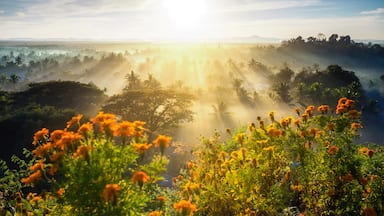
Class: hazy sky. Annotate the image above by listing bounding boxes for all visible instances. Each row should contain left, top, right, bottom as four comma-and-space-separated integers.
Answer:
0, 0, 383, 41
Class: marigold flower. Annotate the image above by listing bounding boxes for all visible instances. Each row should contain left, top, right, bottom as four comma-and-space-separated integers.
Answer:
57, 188, 64, 196
308, 128, 318, 137
259, 120, 265, 128
327, 145, 339, 155
30, 195, 42, 204
55, 131, 83, 151
290, 184, 303, 192
301, 113, 309, 122
92, 112, 117, 134
30, 161, 44, 172
50, 130, 65, 143
348, 110, 360, 119
73, 145, 92, 160
153, 135, 172, 154
359, 147, 375, 158
133, 121, 146, 137
132, 171, 150, 188
78, 122, 93, 136
256, 139, 268, 146
293, 119, 300, 127
342, 173, 353, 183
102, 183, 121, 204
21, 170, 42, 185
345, 99, 355, 108
351, 122, 363, 130
32, 142, 53, 158
49, 165, 58, 176
148, 211, 163, 216
363, 207, 377, 216
33, 128, 49, 145
235, 133, 246, 143
263, 146, 275, 152
338, 97, 348, 105
173, 200, 197, 215
184, 182, 200, 192
113, 121, 134, 138
50, 151, 64, 162
66, 114, 83, 129
157, 196, 166, 203
134, 143, 152, 155
317, 105, 330, 114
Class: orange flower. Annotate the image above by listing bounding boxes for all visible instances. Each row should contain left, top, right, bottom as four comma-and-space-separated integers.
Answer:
133, 121, 146, 137
50, 130, 65, 143
21, 170, 42, 185
148, 211, 163, 216
30, 161, 44, 172
66, 114, 83, 129
173, 200, 197, 215
290, 184, 303, 192
359, 147, 375, 158
102, 184, 121, 204
351, 122, 363, 130
73, 145, 92, 160
263, 146, 275, 152
55, 131, 83, 150
342, 173, 353, 183
348, 110, 360, 119
317, 105, 330, 114
134, 143, 152, 155
50, 151, 64, 162
327, 145, 339, 155
132, 171, 150, 188
33, 128, 49, 145
153, 135, 172, 154
301, 113, 309, 122
78, 122, 93, 136
49, 165, 58, 176
338, 97, 348, 105
157, 196, 166, 203
32, 142, 53, 158
113, 121, 134, 138
91, 112, 117, 134
305, 105, 315, 116
57, 188, 64, 196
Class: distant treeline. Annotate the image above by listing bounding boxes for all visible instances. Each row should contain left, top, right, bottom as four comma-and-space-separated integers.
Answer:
281, 33, 384, 57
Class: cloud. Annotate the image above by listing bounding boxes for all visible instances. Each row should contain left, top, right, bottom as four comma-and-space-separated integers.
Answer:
361, 8, 384, 15
0, 10, 4, 14
215, 0, 320, 12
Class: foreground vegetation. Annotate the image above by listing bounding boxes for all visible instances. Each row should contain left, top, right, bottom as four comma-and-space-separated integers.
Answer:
1, 98, 383, 215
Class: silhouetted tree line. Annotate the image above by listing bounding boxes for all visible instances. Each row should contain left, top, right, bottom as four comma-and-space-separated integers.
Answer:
270, 64, 363, 106
281, 33, 384, 58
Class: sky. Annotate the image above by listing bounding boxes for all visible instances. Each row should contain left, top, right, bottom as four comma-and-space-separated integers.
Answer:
0, 0, 383, 41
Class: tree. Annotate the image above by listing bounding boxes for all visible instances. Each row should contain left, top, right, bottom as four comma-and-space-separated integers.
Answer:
102, 89, 194, 135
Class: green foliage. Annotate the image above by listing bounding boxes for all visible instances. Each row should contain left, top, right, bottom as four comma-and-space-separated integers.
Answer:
176, 99, 384, 215
103, 72, 194, 135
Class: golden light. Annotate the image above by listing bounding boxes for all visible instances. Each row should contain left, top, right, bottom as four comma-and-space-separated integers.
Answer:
164, 0, 206, 32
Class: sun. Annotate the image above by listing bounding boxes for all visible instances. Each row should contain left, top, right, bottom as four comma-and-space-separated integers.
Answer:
164, 0, 206, 31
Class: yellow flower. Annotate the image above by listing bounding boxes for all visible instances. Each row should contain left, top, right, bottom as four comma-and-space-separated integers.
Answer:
263, 146, 275, 152
102, 184, 121, 204
33, 128, 49, 145
173, 200, 197, 215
